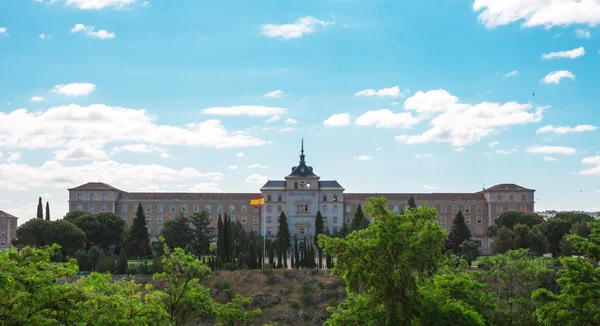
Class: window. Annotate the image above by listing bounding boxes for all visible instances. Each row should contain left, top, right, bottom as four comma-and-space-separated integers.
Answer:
323, 194, 327, 201
476, 205, 482, 213
156, 226, 162, 234
146, 204, 152, 212
102, 194, 106, 201
465, 205, 470, 213
90, 194, 95, 201
497, 194, 502, 201
77, 194, 82, 200
217, 205, 223, 213
509, 205, 515, 212
333, 216, 338, 224
345, 216, 351, 224
277, 205, 283, 212
496, 205, 502, 213
346, 205, 351, 213
267, 216, 272, 224
465, 216, 470, 224
299, 227, 305, 235
452, 205, 458, 213
333, 227, 338, 234
253, 206, 259, 213
76, 204, 83, 211
521, 205, 527, 212
146, 216, 152, 224
509, 195, 514, 201
440, 216, 447, 224
333, 194, 338, 202
267, 205, 272, 212
294, 182, 298, 189
306, 182, 311, 189
169, 216, 175, 220
193, 204, 200, 213
230, 216, 236, 222
477, 216, 482, 224
229, 205, 235, 212
277, 194, 282, 202
267, 194, 272, 201
476, 228, 484, 237
241, 205, 247, 213
101, 204, 107, 212
441, 205, 447, 213
121, 216, 128, 222
333, 205, 338, 213
267, 228, 272, 236
169, 204, 176, 212
157, 216, 164, 224
89, 204, 95, 212
252, 227, 258, 235
296, 204, 308, 213
521, 194, 526, 202
241, 217, 247, 224
393, 205, 399, 213
322, 205, 328, 213
181, 204, 188, 212
157, 204, 164, 213
253, 216, 259, 224
205, 204, 211, 212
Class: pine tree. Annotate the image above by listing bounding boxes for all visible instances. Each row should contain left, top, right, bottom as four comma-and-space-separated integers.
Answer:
226, 214, 234, 263
183, 243, 194, 256
217, 214, 225, 264
45, 201, 50, 221
294, 234, 300, 269
448, 210, 472, 249
325, 229, 333, 269
315, 211, 324, 269
37, 197, 43, 219
351, 204, 368, 231
276, 211, 290, 269
126, 202, 150, 260
117, 248, 128, 274
407, 195, 417, 210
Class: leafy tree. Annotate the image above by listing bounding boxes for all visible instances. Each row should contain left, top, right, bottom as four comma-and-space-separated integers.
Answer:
37, 196, 43, 219
161, 214, 194, 249
87, 246, 103, 271
14, 218, 50, 247
116, 247, 128, 274
319, 197, 446, 325
184, 243, 195, 256
533, 220, 600, 325
190, 211, 215, 258
351, 204, 368, 231
43, 220, 86, 256
45, 201, 50, 221
276, 211, 290, 269
64, 210, 88, 221
459, 238, 480, 266
540, 218, 572, 257
487, 211, 544, 237
73, 212, 126, 251
315, 210, 324, 268
448, 211, 472, 250
407, 195, 417, 210
215, 295, 262, 325
338, 222, 350, 238
126, 202, 150, 259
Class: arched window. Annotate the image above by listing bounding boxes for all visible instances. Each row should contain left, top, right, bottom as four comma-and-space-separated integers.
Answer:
77, 194, 82, 200
509, 195, 514, 201
277, 194, 282, 202
496, 194, 501, 201
294, 182, 298, 189
521, 194, 526, 201
102, 194, 106, 201
306, 182, 311, 189
323, 194, 328, 201
90, 193, 95, 201
267, 194, 271, 201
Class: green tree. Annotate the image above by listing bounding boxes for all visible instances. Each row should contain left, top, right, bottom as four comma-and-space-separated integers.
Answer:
217, 214, 225, 264
161, 214, 194, 249
190, 211, 215, 258
540, 218, 572, 257
215, 295, 262, 325
351, 204, 368, 231
127, 202, 150, 260
319, 197, 446, 325
14, 218, 50, 247
448, 211, 472, 249
294, 234, 300, 269
87, 245, 103, 271
73, 212, 126, 251
487, 211, 544, 238
37, 196, 43, 219
315, 211, 324, 269
407, 195, 417, 210
43, 220, 86, 256
226, 214, 234, 263
117, 247, 128, 274
460, 238, 480, 266
45, 201, 50, 221
276, 211, 290, 269
64, 210, 88, 221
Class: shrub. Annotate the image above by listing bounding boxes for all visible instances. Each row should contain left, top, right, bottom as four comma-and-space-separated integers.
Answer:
151, 255, 164, 274
289, 300, 300, 309
223, 262, 238, 271
97, 256, 114, 273
266, 274, 278, 285
116, 248, 128, 274
125, 266, 138, 275
222, 289, 235, 301
283, 270, 295, 279
300, 282, 314, 296
213, 279, 231, 290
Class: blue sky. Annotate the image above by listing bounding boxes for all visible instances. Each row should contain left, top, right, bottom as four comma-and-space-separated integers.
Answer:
1, 0, 600, 223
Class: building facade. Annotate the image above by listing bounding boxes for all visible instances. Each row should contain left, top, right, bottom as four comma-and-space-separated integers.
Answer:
67, 141, 535, 254
0, 210, 18, 250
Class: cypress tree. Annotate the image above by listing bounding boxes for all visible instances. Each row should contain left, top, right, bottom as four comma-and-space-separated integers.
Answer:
268, 240, 275, 267
325, 229, 333, 269
226, 214, 234, 263
303, 235, 308, 268
290, 247, 295, 269
448, 210, 472, 249
37, 197, 43, 219
408, 195, 417, 210
315, 211, 324, 269
294, 234, 300, 269
217, 214, 225, 263
351, 204, 367, 231
45, 201, 50, 221
276, 211, 290, 269
127, 202, 150, 260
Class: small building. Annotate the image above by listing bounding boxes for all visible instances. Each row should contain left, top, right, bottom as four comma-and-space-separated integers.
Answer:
0, 210, 18, 250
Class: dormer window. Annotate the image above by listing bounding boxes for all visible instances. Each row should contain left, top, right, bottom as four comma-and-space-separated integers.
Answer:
323, 194, 327, 202
301, 167, 305, 173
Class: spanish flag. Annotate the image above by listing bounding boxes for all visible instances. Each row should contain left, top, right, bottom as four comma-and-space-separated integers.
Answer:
250, 196, 265, 207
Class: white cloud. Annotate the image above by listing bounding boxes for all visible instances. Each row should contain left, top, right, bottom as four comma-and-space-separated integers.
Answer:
188, 182, 222, 192
536, 124, 597, 134
575, 28, 592, 39
0, 152, 3, 159
137, 184, 161, 192
248, 164, 267, 169
582, 155, 600, 165
202, 105, 286, 117
30, 96, 45, 102
473, 0, 600, 28
527, 145, 576, 155
0, 160, 222, 191
543, 156, 557, 161
261, 16, 333, 40
415, 153, 433, 158
142, 1, 150, 6
503, 70, 519, 77
70, 24, 115, 39
397, 89, 544, 147
355, 109, 418, 129
0, 104, 266, 150
54, 146, 109, 161
160, 152, 170, 158
488, 141, 500, 147
7, 152, 21, 162
285, 118, 298, 124
228, 165, 238, 170
39, 33, 52, 39
0, 27, 8, 36
355, 86, 407, 98
41, 192, 53, 199
422, 185, 440, 190
390, 102, 400, 105
580, 155, 600, 175
111, 144, 169, 156
51, 82, 96, 96
376, 148, 382, 151
244, 174, 268, 184
278, 127, 295, 132
265, 115, 281, 123
236, 152, 245, 157
64, 0, 136, 10
354, 155, 372, 161
324, 113, 351, 127
263, 90, 285, 98
542, 47, 585, 59
496, 150, 511, 155
541, 70, 575, 84
453, 148, 465, 152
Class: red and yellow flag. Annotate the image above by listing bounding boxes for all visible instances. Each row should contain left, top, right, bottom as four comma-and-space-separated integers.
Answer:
250, 196, 265, 207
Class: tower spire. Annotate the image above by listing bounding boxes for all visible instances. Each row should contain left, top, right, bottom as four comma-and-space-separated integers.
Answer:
299, 138, 305, 164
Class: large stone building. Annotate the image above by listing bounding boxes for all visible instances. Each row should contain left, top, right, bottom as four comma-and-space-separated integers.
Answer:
68, 141, 535, 254
0, 210, 18, 250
